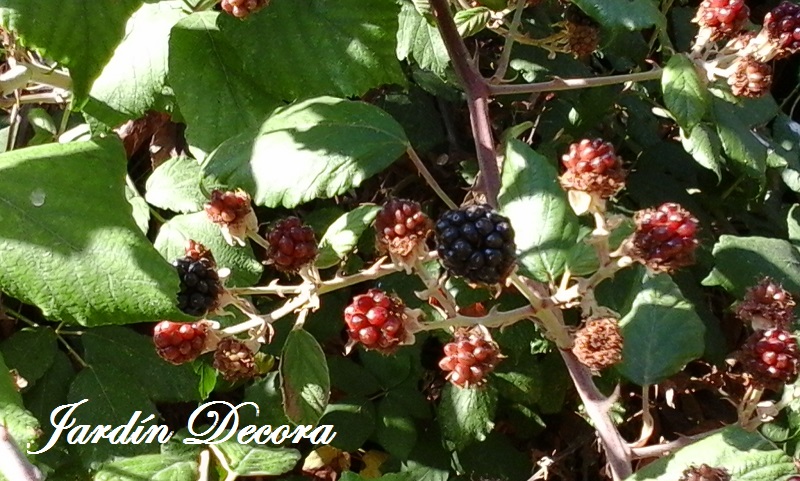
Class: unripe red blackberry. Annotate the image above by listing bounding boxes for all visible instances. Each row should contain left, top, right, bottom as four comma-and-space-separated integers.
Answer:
679, 464, 731, 481
434, 205, 517, 285
153, 321, 209, 365
694, 0, 749, 39
375, 199, 432, 263
266, 217, 318, 273
204, 189, 258, 246
736, 277, 796, 330
560, 138, 626, 199
213, 338, 258, 381
764, 1, 800, 56
174, 241, 223, 316
572, 318, 623, 372
344, 289, 409, 353
739, 328, 799, 388
729, 56, 772, 98
438, 327, 501, 388
221, 0, 268, 18
627, 203, 699, 272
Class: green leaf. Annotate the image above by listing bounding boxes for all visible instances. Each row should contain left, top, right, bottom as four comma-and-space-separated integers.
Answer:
145, 157, 207, 214
154, 212, 263, 287
397, 1, 450, 76
789, 205, 800, 250
702, 235, 800, 296
662, 54, 708, 132
67, 365, 159, 464
454, 7, 491, 37
327, 356, 381, 397
713, 98, 767, 181
499, 139, 579, 282
570, 0, 666, 30
215, 443, 301, 477
82, 326, 201, 403
168, 12, 283, 153
25, 351, 75, 438
626, 426, 795, 481
437, 384, 497, 451
0, 0, 142, 103
0, 327, 58, 385
94, 453, 199, 481
85, 1, 188, 125
280, 329, 330, 425
318, 397, 376, 452
375, 393, 417, 459
241, 372, 290, 426
170, 0, 404, 152
680, 123, 723, 179
0, 353, 40, 454
126, 185, 150, 235
316, 205, 381, 269
0, 139, 184, 326
201, 97, 408, 208
617, 273, 705, 385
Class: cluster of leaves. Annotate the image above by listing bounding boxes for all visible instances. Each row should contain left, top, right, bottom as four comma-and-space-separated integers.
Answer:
1, 0, 800, 480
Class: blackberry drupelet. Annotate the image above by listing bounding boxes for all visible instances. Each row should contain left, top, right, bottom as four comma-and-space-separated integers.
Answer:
173, 241, 222, 317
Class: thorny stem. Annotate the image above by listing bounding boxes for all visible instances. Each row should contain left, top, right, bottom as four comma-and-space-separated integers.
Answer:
429, 0, 501, 207
0, 425, 43, 481
229, 252, 438, 298
406, 146, 458, 209
487, 67, 664, 96
561, 349, 633, 480
415, 304, 535, 331
414, 259, 459, 317
222, 292, 312, 336
630, 428, 723, 459
0, 61, 72, 95
491, 0, 528, 83
508, 273, 573, 349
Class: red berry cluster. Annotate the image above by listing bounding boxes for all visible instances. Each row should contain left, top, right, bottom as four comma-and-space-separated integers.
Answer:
205, 189, 252, 226
344, 289, 408, 353
220, 0, 268, 18
266, 217, 318, 272
375, 199, 432, 261
764, 1, 800, 55
729, 56, 773, 98
438, 328, 501, 388
695, 0, 749, 39
153, 321, 208, 365
628, 203, 699, 272
736, 277, 796, 330
739, 328, 800, 388
560, 138, 626, 199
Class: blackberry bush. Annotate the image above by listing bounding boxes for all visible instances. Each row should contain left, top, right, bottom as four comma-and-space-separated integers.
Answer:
434, 204, 516, 284
627, 203, 700, 272
153, 320, 209, 365
739, 328, 800, 388
266, 217, 318, 272
438, 327, 501, 388
173, 241, 223, 316
344, 289, 410, 353
764, 1, 800, 56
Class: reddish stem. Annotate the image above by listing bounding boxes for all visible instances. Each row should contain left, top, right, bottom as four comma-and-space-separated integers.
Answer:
429, 0, 500, 207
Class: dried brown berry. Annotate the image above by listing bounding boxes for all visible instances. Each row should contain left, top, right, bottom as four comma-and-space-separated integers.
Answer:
694, 0, 749, 40
736, 277, 796, 330
213, 338, 258, 382
560, 138, 626, 199
375, 199, 432, 263
221, 0, 268, 18
729, 56, 772, 98
564, 7, 600, 57
679, 464, 731, 481
628, 203, 699, 272
439, 327, 501, 388
572, 318, 623, 372
764, 1, 800, 56
154, 321, 209, 365
345, 289, 409, 354
266, 217, 318, 272
739, 328, 800, 388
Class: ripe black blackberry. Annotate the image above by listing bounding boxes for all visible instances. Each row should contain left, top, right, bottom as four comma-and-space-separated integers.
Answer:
173, 241, 222, 317
434, 204, 517, 284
